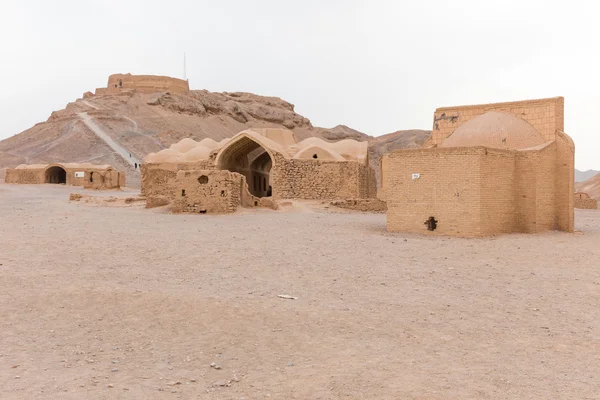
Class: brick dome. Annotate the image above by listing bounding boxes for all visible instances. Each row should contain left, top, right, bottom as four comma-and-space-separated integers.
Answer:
440, 111, 546, 150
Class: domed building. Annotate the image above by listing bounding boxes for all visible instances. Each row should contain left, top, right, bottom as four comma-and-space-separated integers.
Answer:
141, 128, 377, 213
382, 97, 574, 236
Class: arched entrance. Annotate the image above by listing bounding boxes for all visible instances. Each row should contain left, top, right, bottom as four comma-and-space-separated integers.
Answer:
217, 136, 273, 197
45, 166, 67, 184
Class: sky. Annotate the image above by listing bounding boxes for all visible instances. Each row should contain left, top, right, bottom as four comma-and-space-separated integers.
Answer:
1, 0, 598, 170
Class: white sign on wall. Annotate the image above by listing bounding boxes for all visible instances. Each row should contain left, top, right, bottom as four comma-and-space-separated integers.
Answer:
74, 171, 84, 178
412, 173, 421, 180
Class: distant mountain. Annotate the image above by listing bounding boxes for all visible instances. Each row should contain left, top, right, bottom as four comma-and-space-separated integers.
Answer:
575, 169, 599, 183
576, 173, 600, 200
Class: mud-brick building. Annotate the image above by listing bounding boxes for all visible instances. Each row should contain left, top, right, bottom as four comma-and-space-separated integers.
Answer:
141, 128, 377, 213
381, 97, 574, 236
5, 163, 126, 189
574, 192, 597, 209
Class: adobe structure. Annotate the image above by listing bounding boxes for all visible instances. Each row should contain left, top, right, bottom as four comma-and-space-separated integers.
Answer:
574, 192, 597, 209
5, 163, 126, 189
381, 97, 574, 236
141, 128, 376, 213
93, 73, 189, 96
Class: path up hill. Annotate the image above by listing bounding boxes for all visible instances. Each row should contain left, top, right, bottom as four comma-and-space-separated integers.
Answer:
0, 89, 430, 187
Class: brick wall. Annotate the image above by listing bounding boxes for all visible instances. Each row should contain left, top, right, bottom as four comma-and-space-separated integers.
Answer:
432, 97, 564, 145
384, 143, 569, 236
384, 147, 485, 236
480, 149, 516, 235
554, 131, 575, 231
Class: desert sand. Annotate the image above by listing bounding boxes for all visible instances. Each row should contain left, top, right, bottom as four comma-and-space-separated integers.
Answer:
1, 184, 600, 399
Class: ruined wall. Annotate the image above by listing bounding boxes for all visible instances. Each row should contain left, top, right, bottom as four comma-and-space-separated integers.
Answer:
331, 198, 387, 212
384, 147, 485, 236
5, 168, 45, 184
172, 170, 246, 214
272, 154, 372, 200
574, 193, 598, 209
432, 97, 564, 145
82, 169, 125, 190
141, 161, 214, 198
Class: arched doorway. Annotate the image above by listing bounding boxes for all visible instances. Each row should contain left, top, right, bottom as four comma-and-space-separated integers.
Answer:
45, 166, 67, 184
217, 136, 273, 197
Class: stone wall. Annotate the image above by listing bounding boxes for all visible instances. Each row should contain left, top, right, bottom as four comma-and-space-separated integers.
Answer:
272, 154, 375, 200
432, 97, 564, 145
575, 193, 598, 209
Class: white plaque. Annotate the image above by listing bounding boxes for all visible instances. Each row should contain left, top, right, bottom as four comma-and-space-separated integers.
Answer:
412, 173, 420, 180
74, 171, 84, 178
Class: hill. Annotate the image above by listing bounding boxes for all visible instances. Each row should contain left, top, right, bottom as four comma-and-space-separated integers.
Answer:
0, 87, 429, 187
575, 173, 600, 201
575, 169, 600, 183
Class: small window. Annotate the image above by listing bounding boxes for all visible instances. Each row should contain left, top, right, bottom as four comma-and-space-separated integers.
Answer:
198, 175, 208, 184
313, 154, 318, 159
89, 171, 94, 183
181, 189, 186, 197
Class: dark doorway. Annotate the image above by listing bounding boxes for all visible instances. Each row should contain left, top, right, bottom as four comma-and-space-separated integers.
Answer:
217, 137, 273, 198
45, 166, 67, 184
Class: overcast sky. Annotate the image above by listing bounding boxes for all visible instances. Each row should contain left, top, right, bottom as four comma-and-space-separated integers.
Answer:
1, 0, 598, 170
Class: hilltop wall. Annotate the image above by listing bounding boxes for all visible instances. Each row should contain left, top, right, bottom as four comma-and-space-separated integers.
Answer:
96, 73, 189, 96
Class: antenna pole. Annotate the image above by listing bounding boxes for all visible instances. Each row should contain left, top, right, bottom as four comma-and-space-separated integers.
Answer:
183, 52, 187, 81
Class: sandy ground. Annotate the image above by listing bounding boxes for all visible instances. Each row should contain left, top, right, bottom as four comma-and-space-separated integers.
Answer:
1, 184, 600, 399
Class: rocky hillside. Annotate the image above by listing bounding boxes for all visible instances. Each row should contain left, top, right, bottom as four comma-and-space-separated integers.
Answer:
576, 174, 600, 201
0, 88, 430, 187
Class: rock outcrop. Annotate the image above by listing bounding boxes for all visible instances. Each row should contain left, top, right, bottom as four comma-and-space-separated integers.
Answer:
0, 86, 430, 188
